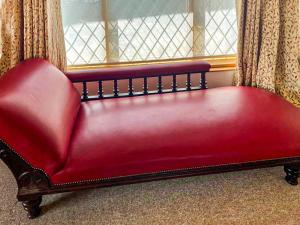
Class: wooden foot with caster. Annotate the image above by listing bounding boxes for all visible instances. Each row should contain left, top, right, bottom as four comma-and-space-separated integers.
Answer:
284, 165, 300, 186
22, 196, 42, 219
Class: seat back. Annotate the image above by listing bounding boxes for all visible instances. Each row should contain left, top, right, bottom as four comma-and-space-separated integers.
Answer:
0, 59, 81, 176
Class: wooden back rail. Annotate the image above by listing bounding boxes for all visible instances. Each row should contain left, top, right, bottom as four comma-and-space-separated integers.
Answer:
66, 63, 209, 101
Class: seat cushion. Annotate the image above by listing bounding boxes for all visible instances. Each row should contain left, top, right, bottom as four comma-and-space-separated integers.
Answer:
52, 87, 300, 184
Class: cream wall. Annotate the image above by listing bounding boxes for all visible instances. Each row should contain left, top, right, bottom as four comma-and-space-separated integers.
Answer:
207, 71, 234, 88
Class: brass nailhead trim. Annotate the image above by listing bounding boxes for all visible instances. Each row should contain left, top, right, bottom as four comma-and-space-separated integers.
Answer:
1, 139, 300, 188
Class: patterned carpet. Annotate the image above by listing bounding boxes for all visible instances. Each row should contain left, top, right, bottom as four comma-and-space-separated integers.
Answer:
1, 161, 300, 225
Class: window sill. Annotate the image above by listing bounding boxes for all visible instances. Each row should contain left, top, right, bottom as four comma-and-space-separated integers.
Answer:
66, 55, 236, 73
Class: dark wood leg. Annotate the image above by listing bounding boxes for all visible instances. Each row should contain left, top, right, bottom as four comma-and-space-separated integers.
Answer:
284, 165, 300, 185
22, 196, 42, 219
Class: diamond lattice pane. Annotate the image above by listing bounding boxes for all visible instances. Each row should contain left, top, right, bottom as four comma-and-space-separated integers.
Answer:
61, 0, 237, 66
203, 0, 237, 56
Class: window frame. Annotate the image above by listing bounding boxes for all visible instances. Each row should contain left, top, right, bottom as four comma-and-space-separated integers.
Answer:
66, 55, 236, 72
63, 0, 237, 72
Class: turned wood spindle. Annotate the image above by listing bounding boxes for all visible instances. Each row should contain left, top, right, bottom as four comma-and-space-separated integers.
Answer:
113, 80, 119, 97
200, 72, 207, 89
158, 76, 163, 93
143, 77, 148, 95
82, 82, 88, 100
186, 73, 192, 91
128, 78, 134, 96
98, 81, 103, 99
172, 74, 177, 92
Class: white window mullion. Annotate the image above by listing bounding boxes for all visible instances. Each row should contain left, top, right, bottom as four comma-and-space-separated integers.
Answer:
191, 0, 206, 57
102, 0, 119, 63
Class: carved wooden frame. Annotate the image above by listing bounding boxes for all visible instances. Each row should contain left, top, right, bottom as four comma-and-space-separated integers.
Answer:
0, 141, 50, 218
1, 139, 300, 219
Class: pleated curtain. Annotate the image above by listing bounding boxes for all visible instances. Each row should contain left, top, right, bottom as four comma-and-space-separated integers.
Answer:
0, 0, 66, 76
235, 0, 300, 107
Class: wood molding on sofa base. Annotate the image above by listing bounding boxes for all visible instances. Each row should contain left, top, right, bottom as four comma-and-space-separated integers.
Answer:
1, 140, 300, 219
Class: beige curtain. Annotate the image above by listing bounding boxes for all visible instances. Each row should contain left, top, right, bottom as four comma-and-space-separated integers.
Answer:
0, 0, 66, 76
235, 0, 300, 107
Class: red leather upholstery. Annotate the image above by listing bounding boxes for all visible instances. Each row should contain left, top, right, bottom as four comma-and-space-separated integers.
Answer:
66, 60, 211, 82
2, 60, 300, 185
52, 87, 300, 184
0, 59, 81, 176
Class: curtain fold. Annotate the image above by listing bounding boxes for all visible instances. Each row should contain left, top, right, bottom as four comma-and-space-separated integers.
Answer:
235, 0, 300, 107
0, 0, 23, 75
0, 0, 66, 76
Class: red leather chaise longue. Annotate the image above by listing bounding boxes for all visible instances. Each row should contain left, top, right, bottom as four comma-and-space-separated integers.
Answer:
1, 59, 300, 219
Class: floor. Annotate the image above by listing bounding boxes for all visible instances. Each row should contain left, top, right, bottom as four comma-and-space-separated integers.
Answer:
1, 162, 300, 225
